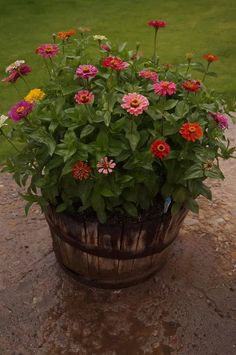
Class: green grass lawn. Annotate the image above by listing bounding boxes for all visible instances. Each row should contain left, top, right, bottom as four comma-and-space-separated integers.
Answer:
0, 0, 236, 160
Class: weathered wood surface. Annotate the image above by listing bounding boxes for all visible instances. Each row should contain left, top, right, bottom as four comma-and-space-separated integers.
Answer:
45, 206, 188, 288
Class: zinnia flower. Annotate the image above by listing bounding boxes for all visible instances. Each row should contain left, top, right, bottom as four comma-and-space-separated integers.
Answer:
209, 112, 228, 129
153, 81, 176, 96
102, 56, 129, 71
57, 29, 76, 40
5, 60, 25, 73
78, 27, 91, 33
8, 101, 33, 122
72, 161, 91, 180
0, 115, 8, 128
93, 35, 107, 41
24, 88, 46, 103
2, 64, 31, 83
121, 93, 149, 116
151, 140, 170, 159
148, 20, 167, 28
203, 54, 219, 63
138, 70, 158, 82
185, 52, 194, 61
97, 157, 116, 174
182, 80, 201, 93
100, 44, 111, 52
179, 122, 203, 142
75, 65, 98, 79
74, 90, 94, 105
35, 44, 59, 58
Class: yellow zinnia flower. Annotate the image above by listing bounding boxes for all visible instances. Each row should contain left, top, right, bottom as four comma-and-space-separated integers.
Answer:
24, 88, 46, 103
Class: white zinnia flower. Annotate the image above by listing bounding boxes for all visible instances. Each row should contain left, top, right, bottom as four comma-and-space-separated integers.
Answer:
93, 35, 107, 41
6, 60, 25, 73
0, 115, 8, 128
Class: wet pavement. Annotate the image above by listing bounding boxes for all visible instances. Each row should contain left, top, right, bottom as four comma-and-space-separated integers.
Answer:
0, 127, 236, 355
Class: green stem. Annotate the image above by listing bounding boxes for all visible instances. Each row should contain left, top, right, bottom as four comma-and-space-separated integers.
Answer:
13, 84, 21, 97
185, 62, 191, 76
0, 129, 20, 152
18, 72, 30, 90
43, 58, 52, 79
202, 62, 210, 82
153, 28, 158, 65
49, 57, 56, 77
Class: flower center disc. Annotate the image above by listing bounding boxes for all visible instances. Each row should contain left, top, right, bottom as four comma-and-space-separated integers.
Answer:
83, 67, 90, 73
45, 47, 53, 53
189, 126, 196, 133
157, 144, 165, 152
16, 106, 25, 113
81, 95, 88, 102
131, 99, 140, 107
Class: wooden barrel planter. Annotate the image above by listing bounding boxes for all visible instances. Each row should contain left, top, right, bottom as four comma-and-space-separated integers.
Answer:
45, 203, 188, 289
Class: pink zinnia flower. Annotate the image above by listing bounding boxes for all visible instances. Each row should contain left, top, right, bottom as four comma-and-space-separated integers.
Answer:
121, 93, 149, 116
2, 64, 31, 83
35, 44, 59, 58
74, 90, 94, 105
153, 81, 176, 96
138, 69, 158, 82
100, 44, 111, 52
209, 112, 229, 129
148, 20, 167, 29
75, 65, 98, 79
97, 157, 116, 174
8, 100, 33, 121
102, 56, 129, 71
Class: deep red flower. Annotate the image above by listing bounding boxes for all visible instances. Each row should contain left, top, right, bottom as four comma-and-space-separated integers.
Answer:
203, 54, 219, 63
102, 56, 129, 71
72, 161, 91, 180
179, 123, 203, 142
182, 80, 201, 93
148, 20, 167, 29
151, 140, 170, 159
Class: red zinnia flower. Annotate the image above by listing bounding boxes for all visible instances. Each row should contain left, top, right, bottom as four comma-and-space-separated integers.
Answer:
151, 140, 170, 159
148, 20, 167, 29
203, 54, 219, 63
182, 80, 201, 93
179, 122, 203, 142
74, 90, 94, 105
102, 56, 129, 71
72, 161, 91, 180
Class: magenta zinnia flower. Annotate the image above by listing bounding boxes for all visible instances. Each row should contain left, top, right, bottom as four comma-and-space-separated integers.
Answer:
148, 20, 167, 28
138, 70, 158, 82
75, 65, 98, 79
2, 64, 31, 83
8, 100, 33, 121
35, 44, 59, 58
97, 157, 116, 174
74, 90, 94, 105
153, 81, 176, 96
209, 112, 229, 129
121, 93, 149, 116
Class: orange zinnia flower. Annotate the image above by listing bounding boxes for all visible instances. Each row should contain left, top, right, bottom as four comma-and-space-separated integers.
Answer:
179, 122, 203, 142
203, 53, 219, 63
72, 161, 91, 180
182, 80, 201, 93
58, 29, 76, 40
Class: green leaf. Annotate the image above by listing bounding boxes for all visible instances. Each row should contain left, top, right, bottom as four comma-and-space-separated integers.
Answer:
184, 164, 204, 180
30, 128, 56, 156
205, 165, 224, 180
80, 124, 95, 138
104, 111, 111, 126
185, 198, 199, 213
175, 101, 189, 117
164, 99, 179, 111
123, 202, 138, 217
126, 130, 140, 151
